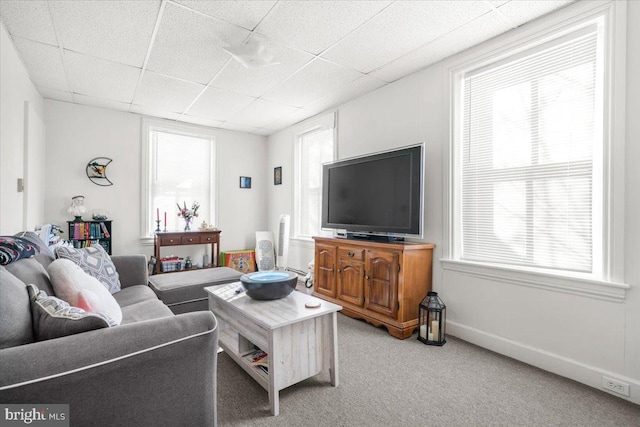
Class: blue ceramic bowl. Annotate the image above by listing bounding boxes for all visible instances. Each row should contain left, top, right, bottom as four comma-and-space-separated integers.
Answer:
240, 271, 297, 300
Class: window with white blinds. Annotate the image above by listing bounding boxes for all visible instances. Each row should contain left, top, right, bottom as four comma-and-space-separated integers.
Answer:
456, 18, 604, 275
294, 125, 334, 239
144, 125, 215, 237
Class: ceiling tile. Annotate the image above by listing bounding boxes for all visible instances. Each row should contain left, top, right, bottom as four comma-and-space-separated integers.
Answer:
322, 1, 492, 73
38, 87, 73, 103
186, 86, 256, 121
73, 93, 131, 113
179, 114, 226, 128
0, 0, 57, 45
211, 35, 314, 97
227, 99, 299, 128
496, 1, 575, 28
131, 105, 184, 122
133, 71, 205, 114
173, 0, 276, 31
370, 11, 512, 83
216, 122, 262, 134
64, 50, 140, 103
261, 58, 363, 108
12, 37, 68, 91
255, 0, 391, 55
146, 2, 251, 84
262, 107, 315, 131
303, 75, 388, 115
48, 0, 160, 68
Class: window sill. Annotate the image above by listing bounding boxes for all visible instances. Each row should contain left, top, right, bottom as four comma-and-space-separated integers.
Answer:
140, 236, 154, 246
439, 259, 629, 302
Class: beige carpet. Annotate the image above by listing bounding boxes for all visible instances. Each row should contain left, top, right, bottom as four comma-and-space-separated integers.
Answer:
216, 313, 640, 426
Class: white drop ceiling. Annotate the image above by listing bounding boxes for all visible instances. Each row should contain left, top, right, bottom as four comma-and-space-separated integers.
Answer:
0, 0, 574, 136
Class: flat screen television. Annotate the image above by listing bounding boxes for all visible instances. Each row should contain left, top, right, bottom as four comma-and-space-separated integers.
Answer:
321, 144, 423, 241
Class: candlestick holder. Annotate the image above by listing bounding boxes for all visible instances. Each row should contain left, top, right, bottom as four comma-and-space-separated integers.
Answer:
155, 220, 161, 232
163, 226, 167, 232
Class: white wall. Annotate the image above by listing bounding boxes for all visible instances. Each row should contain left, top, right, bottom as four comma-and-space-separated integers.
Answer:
0, 22, 44, 234
623, 0, 640, 396
267, 0, 640, 404
43, 100, 268, 257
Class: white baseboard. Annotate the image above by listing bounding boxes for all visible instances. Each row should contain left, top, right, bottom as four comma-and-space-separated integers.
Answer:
447, 321, 640, 405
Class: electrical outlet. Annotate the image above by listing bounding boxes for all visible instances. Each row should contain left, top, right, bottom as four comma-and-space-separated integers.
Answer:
602, 376, 630, 396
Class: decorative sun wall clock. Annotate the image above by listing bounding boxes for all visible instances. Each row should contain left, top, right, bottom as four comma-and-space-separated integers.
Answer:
86, 157, 113, 186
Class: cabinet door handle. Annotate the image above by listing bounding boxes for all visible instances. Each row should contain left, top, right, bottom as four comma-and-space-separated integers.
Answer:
338, 268, 341, 273
188, 238, 193, 242
347, 251, 354, 257
365, 275, 369, 280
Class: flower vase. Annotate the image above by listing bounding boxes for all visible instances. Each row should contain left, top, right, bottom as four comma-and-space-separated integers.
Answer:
184, 218, 191, 231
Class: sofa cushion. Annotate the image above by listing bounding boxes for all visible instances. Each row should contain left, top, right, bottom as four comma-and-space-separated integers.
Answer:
113, 285, 159, 308
48, 259, 123, 325
27, 284, 113, 341
55, 245, 121, 293
0, 266, 34, 349
120, 299, 174, 325
0, 236, 39, 265
4, 257, 55, 296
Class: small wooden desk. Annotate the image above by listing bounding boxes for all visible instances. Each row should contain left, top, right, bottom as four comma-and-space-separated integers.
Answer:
206, 282, 342, 416
154, 230, 221, 274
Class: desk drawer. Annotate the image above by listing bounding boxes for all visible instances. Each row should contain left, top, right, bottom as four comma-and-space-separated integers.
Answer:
181, 235, 200, 244
160, 236, 181, 245
201, 234, 218, 243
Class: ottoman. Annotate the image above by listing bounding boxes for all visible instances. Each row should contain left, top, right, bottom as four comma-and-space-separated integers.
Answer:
148, 267, 243, 314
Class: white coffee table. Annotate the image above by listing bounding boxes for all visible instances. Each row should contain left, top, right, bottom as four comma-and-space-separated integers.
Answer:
205, 282, 342, 416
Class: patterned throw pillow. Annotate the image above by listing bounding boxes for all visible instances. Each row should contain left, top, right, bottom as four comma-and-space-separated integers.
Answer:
27, 284, 115, 342
0, 236, 40, 265
55, 245, 121, 293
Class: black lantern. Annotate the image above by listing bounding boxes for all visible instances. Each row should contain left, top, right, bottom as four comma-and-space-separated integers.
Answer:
418, 291, 446, 346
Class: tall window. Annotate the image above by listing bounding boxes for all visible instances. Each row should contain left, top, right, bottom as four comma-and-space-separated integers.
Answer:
294, 117, 335, 239
453, 16, 606, 277
142, 121, 216, 237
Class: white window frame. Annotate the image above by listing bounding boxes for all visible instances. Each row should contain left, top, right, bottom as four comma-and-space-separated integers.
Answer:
442, 0, 629, 301
140, 118, 218, 244
292, 112, 337, 242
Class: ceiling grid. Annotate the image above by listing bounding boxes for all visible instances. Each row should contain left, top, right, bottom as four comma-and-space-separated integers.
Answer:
0, 0, 574, 136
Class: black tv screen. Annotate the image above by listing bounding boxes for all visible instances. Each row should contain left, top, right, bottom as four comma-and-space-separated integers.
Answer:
322, 145, 423, 237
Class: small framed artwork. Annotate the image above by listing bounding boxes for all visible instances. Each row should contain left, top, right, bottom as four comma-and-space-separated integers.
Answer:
274, 166, 282, 185
240, 176, 252, 189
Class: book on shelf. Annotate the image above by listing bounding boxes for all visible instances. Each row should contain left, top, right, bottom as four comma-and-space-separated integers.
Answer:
99, 222, 110, 238
245, 349, 269, 373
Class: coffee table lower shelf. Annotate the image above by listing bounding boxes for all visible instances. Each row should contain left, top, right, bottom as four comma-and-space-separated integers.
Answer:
206, 283, 342, 416
218, 329, 269, 390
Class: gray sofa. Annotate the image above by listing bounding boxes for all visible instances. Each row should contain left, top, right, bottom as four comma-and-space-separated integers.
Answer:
0, 235, 218, 426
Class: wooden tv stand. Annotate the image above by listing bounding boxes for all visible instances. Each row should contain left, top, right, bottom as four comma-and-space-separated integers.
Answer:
312, 236, 435, 339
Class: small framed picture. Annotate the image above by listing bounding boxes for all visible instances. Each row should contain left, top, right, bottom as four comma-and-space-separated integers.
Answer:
274, 166, 282, 185
240, 176, 252, 189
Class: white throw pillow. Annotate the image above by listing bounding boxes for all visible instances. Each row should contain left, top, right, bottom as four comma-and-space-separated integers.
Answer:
55, 245, 121, 294
48, 259, 122, 325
